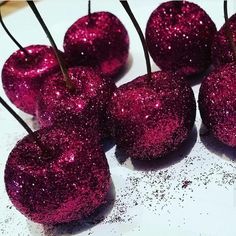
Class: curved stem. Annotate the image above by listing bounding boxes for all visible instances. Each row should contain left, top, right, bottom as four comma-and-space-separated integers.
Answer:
27, 1, 73, 90
120, 0, 152, 82
224, 0, 236, 61
0, 8, 29, 56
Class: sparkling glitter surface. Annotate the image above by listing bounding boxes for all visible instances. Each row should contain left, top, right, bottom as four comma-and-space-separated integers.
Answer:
63, 11, 129, 79
36, 66, 116, 138
4, 126, 110, 224
107, 71, 196, 159
199, 63, 236, 147
2, 45, 61, 115
212, 13, 236, 67
145, 1, 216, 77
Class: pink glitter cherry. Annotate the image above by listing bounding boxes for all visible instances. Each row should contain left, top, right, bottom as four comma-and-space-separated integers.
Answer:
107, 71, 196, 159
4, 126, 110, 224
199, 63, 236, 147
212, 13, 236, 67
145, 1, 216, 77
2, 45, 61, 115
36, 66, 116, 138
63, 11, 129, 79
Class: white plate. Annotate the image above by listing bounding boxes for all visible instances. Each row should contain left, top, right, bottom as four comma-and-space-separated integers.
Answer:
1, 0, 236, 235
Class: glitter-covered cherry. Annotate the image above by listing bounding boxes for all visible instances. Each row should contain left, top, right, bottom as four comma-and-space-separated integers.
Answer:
199, 63, 236, 147
2, 45, 61, 115
63, 10, 129, 78
107, 71, 196, 159
145, 1, 216, 76
36, 66, 116, 138
4, 126, 110, 224
211, 13, 236, 67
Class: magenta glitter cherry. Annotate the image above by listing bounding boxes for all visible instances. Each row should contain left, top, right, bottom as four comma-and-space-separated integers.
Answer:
63, 5, 129, 79
199, 63, 236, 147
211, 12, 236, 66
199, 1, 236, 147
106, 1, 196, 160
145, 1, 216, 77
107, 71, 196, 159
2, 45, 61, 115
36, 66, 116, 138
0, 10, 61, 115
4, 126, 110, 224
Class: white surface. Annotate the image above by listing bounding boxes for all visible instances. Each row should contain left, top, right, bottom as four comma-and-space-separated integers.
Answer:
1, 0, 236, 235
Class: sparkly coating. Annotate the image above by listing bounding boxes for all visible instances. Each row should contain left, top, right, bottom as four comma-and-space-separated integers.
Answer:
2, 45, 61, 115
4, 126, 110, 224
212, 13, 236, 67
199, 63, 236, 147
36, 66, 116, 138
145, 1, 216, 76
107, 71, 196, 159
63, 11, 129, 78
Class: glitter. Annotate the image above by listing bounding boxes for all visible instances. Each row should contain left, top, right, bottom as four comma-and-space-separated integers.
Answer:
63, 11, 129, 79
212, 13, 236, 66
2, 45, 61, 115
199, 62, 236, 147
36, 66, 116, 139
107, 71, 196, 159
145, 1, 216, 76
4, 126, 110, 224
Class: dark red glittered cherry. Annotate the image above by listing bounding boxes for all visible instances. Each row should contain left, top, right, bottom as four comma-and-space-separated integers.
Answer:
4, 126, 110, 224
2, 45, 61, 115
63, 11, 129, 79
145, 1, 216, 77
36, 66, 116, 138
199, 63, 236, 147
107, 71, 196, 159
212, 13, 236, 67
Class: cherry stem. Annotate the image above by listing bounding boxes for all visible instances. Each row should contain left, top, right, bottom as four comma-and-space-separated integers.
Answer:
120, 0, 152, 82
88, 0, 91, 16
27, 1, 74, 90
0, 8, 29, 56
224, 0, 236, 61
88, 0, 92, 25
0, 96, 51, 158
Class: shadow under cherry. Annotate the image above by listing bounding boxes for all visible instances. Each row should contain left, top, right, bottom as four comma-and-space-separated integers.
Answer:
200, 122, 236, 161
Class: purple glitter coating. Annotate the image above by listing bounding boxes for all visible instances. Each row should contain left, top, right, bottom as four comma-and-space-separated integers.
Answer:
199, 63, 236, 147
36, 66, 116, 139
2, 45, 61, 115
212, 13, 236, 67
4, 126, 110, 224
63, 11, 129, 79
107, 71, 196, 160
145, 1, 216, 77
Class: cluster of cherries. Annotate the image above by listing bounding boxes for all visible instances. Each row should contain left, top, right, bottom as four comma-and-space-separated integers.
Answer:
1, 0, 236, 227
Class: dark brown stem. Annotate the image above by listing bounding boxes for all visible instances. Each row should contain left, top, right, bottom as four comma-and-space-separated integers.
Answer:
27, 0, 74, 90
224, 0, 236, 61
120, 0, 152, 82
88, 0, 91, 16
0, 8, 29, 56
0, 96, 51, 158
88, 0, 92, 25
